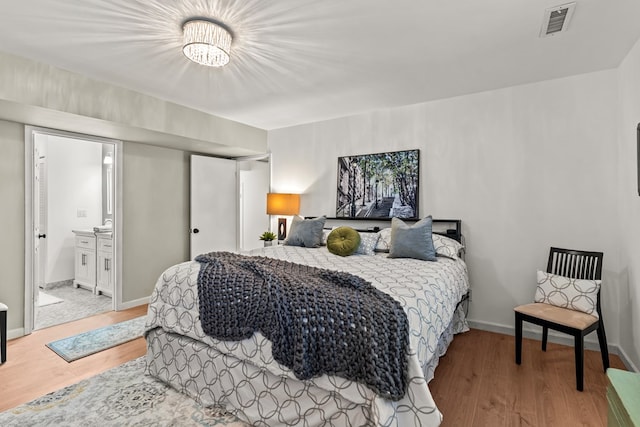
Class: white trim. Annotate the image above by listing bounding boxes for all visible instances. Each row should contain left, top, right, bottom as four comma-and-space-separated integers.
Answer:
24, 126, 123, 335
7, 328, 25, 340
113, 139, 124, 311
24, 129, 34, 334
615, 346, 640, 373
118, 296, 150, 310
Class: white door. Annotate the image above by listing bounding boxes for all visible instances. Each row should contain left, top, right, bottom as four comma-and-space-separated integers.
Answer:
190, 155, 238, 258
239, 162, 270, 251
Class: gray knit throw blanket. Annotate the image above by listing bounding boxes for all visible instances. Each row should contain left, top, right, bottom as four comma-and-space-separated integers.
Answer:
195, 251, 410, 401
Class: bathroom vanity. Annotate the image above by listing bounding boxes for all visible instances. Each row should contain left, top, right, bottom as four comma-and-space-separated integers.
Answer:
72, 229, 113, 296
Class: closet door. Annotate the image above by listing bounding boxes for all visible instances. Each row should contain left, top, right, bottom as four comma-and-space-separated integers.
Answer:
190, 155, 237, 259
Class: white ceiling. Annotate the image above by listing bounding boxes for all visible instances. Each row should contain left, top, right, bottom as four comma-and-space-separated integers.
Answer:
1, 0, 639, 130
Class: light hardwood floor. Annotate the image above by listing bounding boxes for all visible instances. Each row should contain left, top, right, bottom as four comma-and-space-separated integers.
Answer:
430, 329, 626, 426
0, 305, 148, 412
0, 311, 626, 426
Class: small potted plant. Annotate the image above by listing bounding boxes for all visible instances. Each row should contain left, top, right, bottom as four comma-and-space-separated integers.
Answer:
259, 231, 277, 247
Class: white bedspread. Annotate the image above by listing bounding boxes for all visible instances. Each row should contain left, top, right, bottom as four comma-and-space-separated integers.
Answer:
145, 245, 470, 426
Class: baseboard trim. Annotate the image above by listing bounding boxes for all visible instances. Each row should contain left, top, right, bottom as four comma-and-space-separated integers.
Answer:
467, 319, 636, 372
117, 296, 150, 311
8, 327, 25, 340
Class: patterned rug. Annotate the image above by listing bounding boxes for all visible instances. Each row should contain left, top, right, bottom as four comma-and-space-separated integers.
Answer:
46, 316, 147, 362
0, 357, 248, 426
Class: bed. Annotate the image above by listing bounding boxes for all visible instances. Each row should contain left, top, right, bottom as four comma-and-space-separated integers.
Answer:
144, 218, 470, 426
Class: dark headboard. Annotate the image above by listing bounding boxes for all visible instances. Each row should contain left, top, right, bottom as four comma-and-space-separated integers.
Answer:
309, 217, 463, 243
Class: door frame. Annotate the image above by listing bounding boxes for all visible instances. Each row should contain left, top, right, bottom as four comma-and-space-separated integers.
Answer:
24, 126, 123, 334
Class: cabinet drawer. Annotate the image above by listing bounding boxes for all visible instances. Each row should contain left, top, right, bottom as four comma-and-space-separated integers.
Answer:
97, 237, 113, 252
75, 236, 96, 249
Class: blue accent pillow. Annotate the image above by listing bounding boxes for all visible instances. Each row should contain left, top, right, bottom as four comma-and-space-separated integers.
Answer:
284, 216, 326, 248
388, 216, 437, 261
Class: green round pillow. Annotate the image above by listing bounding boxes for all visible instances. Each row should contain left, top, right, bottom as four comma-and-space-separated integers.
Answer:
326, 226, 361, 257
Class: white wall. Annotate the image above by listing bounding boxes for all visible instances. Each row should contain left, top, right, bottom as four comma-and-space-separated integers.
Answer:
616, 37, 640, 370
44, 135, 103, 283
238, 159, 270, 252
269, 69, 622, 350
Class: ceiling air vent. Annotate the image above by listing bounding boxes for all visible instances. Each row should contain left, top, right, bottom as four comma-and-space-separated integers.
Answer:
540, 2, 576, 37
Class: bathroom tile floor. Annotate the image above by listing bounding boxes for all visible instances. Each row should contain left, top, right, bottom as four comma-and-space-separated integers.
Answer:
35, 284, 112, 330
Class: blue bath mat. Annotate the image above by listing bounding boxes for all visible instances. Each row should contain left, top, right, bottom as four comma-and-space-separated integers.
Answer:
46, 316, 147, 362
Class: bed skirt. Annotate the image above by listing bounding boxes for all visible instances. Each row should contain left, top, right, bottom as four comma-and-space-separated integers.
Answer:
145, 306, 467, 427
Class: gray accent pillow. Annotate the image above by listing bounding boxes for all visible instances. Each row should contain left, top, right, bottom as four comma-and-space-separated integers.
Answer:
388, 216, 437, 261
284, 215, 326, 248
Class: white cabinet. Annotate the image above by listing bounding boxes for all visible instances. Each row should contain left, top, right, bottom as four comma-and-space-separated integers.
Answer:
73, 231, 96, 292
96, 233, 113, 296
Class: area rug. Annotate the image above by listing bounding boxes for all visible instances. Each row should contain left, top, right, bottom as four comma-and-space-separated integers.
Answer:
38, 291, 63, 307
46, 316, 147, 362
0, 357, 249, 426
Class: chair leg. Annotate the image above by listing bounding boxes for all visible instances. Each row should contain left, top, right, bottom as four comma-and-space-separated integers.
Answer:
542, 326, 548, 351
596, 321, 610, 372
515, 313, 523, 365
0, 310, 6, 364
575, 333, 584, 391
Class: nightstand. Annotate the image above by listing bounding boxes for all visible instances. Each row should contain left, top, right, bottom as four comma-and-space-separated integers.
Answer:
607, 368, 640, 427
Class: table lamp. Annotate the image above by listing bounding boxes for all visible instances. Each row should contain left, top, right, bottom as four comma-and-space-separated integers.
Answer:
266, 193, 300, 241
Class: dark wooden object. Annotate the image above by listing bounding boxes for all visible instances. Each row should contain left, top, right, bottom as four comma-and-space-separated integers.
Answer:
515, 247, 609, 391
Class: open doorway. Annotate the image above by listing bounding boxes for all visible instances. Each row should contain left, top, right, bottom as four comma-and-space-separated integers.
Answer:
24, 127, 122, 333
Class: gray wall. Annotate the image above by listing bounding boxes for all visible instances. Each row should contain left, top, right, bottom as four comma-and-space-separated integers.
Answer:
122, 142, 189, 302
0, 119, 191, 332
0, 120, 25, 331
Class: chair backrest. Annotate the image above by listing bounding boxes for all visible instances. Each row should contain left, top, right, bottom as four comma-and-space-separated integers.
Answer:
547, 247, 603, 280
547, 247, 604, 317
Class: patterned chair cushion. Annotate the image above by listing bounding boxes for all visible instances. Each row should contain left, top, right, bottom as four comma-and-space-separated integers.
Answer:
534, 270, 601, 317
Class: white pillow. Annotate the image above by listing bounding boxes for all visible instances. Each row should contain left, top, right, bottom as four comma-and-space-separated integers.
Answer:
432, 234, 464, 258
534, 270, 601, 317
355, 232, 380, 255
374, 228, 392, 252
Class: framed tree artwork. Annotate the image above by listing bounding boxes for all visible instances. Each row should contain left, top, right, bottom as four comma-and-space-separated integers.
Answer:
336, 149, 419, 219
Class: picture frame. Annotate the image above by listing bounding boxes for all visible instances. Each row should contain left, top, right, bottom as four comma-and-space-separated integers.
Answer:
637, 122, 640, 196
336, 149, 419, 219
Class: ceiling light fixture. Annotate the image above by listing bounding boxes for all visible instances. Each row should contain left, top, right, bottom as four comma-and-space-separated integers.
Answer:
182, 18, 232, 67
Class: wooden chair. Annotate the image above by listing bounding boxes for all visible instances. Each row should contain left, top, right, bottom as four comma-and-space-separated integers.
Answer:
514, 247, 609, 391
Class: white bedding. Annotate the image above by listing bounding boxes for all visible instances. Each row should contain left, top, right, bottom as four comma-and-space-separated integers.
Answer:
145, 245, 470, 426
